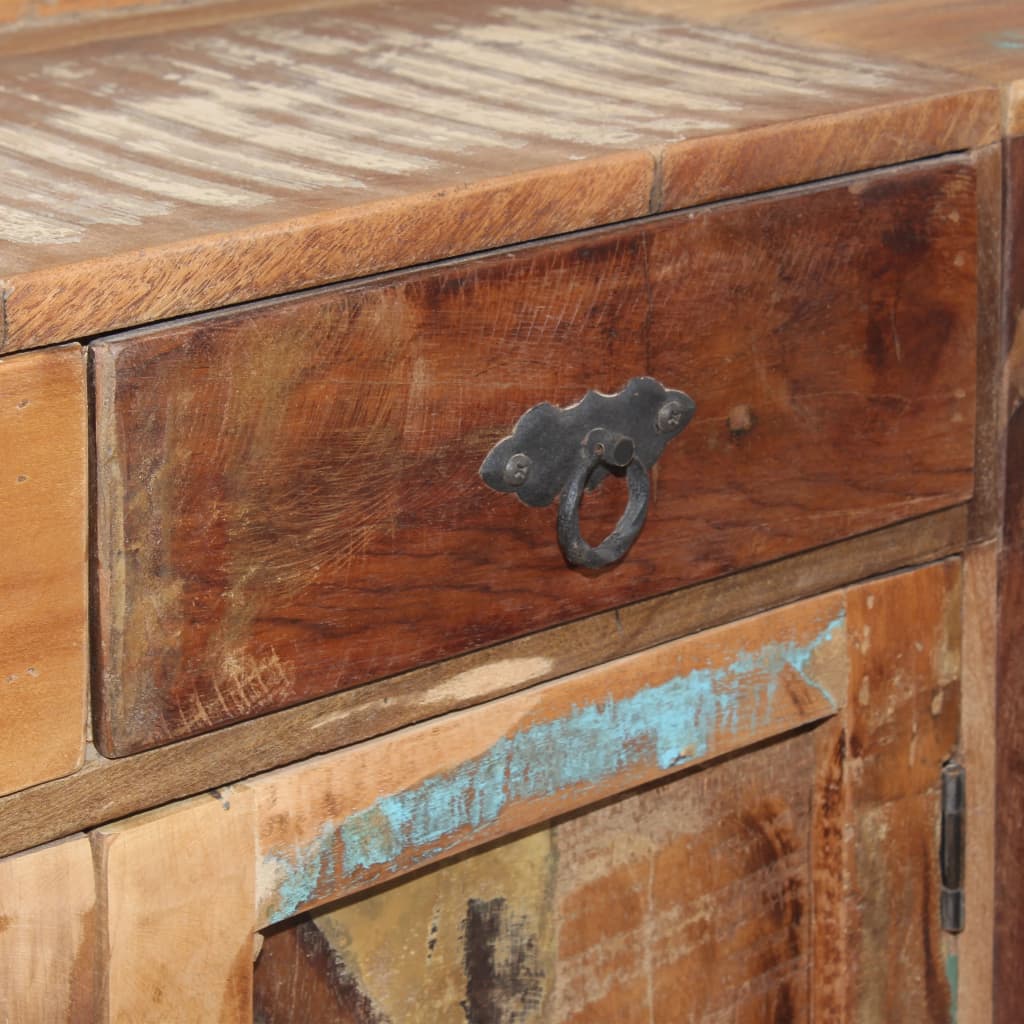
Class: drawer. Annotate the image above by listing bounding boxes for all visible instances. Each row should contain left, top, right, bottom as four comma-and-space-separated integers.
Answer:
91, 155, 978, 756
0, 345, 88, 795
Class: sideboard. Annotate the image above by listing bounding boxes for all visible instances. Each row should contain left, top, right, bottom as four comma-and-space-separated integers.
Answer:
0, 1, 1018, 1020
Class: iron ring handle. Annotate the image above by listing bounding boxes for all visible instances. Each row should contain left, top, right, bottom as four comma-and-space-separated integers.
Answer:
556, 436, 650, 570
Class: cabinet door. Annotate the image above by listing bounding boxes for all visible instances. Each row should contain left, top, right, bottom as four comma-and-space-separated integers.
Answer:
249, 561, 961, 1023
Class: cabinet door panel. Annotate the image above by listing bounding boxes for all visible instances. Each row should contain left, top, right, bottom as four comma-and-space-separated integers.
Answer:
252, 561, 961, 1023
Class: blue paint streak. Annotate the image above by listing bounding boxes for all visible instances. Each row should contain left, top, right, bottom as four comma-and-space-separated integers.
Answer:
264, 610, 844, 921
991, 31, 1024, 51
946, 952, 959, 1024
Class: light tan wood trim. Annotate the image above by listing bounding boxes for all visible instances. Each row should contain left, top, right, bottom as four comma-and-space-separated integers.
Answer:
92, 792, 256, 1023
0, 834, 96, 1024
0, 343, 88, 796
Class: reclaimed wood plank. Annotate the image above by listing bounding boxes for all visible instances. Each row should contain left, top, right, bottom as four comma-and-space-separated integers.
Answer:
995, 132, 1024, 1024
0, 0, 996, 352
92, 156, 978, 755
551, 731, 816, 1022
248, 588, 849, 926
0, 343, 87, 795
92, 791, 256, 1024
0, 505, 966, 859
255, 828, 555, 1023
834, 560, 961, 1021
256, 733, 816, 1023
961, 542, 997, 1024
600, 0, 1024, 133
0, 835, 96, 1024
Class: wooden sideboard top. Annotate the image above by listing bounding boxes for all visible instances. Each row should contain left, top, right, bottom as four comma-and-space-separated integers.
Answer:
0, 0, 999, 353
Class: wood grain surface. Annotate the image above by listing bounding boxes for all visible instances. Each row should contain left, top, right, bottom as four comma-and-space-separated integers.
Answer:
92, 156, 979, 755
92, 792, 256, 1024
838, 561, 961, 1022
249, 588, 849, 926
251, 562, 961, 1022
995, 133, 1024, 1024
0, 344, 88, 795
0, 505, 967, 860
0, 835, 96, 1024
599, 0, 1024, 130
254, 735, 817, 1023
961, 542, 997, 1024
0, 0, 996, 352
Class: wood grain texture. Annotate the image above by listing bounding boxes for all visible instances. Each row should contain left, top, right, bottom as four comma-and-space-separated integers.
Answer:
0, 505, 967, 860
599, 0, 1024, 128
92, 791, 256, 1024
252, 556, 962, 1024
0, 834, 96, 1024
256, 829, 555, 1024
823, 560, 961, 1022
248, 588, 849, 927
255, 734, 816, 1023
969, 142, 1005, 543
961, 542, 997, 1024
994, 133, 1024, 1024
552, 733, 816, 1023
92, 156, 979, 755
0, 0, 995, 352
0, 344, 87, 795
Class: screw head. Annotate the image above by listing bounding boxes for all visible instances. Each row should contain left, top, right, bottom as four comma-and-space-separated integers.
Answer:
503, 452, 532, 487
656, 400, 686, 433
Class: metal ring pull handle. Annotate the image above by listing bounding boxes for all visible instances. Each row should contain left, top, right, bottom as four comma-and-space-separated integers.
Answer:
556, 429, 650, 569
480, 377, 695, 570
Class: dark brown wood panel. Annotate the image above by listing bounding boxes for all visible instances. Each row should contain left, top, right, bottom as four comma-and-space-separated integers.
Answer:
92, 156, 979, 755
995, 133, 1024, 1024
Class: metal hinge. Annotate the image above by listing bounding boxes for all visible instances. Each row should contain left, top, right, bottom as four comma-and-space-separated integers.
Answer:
940, 759, 965, 933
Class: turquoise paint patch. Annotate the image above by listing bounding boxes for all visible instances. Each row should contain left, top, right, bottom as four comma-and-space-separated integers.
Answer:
264, 610, 844, 922
991, 31, 1024, 50
946, 951, 959, 1024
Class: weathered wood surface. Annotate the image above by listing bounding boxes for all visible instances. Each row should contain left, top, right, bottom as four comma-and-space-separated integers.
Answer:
251, 562, 961, 1022
0, 0, 996, 352
0, 834, 96, 1024
92, 792, 256, 1024
969, 142, 1005, 544
255, 828, 556, 1024
92, 157, 978, 755
0, 506, 966, 859
255, 735, 816, 1023
830, 560, 961, 1021
961, 542, 997, 1024
249, 588, 849, 926
0, 344, 88, 795
995, 133, 1024, 1024
602, 0, 1024, 130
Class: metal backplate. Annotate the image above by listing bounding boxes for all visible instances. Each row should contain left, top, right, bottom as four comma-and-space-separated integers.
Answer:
480, 377, 695, 508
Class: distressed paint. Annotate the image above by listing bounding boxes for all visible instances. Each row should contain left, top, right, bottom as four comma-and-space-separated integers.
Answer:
946, 951, 959, 1024
288, 827, 556, 1024
260, 609, 844, 923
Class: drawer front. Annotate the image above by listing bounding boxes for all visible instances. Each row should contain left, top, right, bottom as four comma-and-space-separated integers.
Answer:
0, 345, 88, 794
91, 156, 978, 755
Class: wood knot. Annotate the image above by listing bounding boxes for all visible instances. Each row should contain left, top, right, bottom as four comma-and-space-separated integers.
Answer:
727, 404, 755, 436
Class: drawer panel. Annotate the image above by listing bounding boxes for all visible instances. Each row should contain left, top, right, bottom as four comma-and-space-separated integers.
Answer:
91, 156, 978, 755
0, 345, 88, 794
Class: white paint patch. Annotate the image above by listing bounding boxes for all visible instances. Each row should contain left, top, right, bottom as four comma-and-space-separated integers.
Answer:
420, 656, 556, 706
